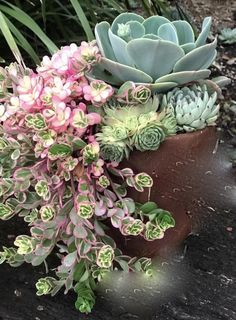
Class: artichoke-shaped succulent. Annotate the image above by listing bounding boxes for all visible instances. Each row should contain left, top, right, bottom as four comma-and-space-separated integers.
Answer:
219, 28, 236, 44
161, 84, 220, 132
93, 13, 216, 92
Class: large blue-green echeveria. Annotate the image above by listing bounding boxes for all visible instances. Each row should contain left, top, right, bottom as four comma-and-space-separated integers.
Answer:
93, 13, 216, 92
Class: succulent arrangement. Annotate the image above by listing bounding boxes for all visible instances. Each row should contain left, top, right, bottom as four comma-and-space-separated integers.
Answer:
0, 12, 222, 314
219, 27, 236, 44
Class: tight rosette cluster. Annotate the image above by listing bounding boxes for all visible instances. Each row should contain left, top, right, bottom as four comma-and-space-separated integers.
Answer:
96, 95, 177, 162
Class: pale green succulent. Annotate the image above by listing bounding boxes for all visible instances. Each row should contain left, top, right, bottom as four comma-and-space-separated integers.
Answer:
132, 123, 166, 151
161, 84, 220, 132
219, 28, 236, 44
36, 277, 56, 296
97, 96, 176, 162
93, 13, 216, 92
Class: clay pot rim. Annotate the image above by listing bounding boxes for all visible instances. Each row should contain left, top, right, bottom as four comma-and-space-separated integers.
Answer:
164, 127, 213, 142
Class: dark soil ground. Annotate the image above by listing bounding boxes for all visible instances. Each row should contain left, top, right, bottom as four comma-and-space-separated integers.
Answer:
1, 2, 236, 320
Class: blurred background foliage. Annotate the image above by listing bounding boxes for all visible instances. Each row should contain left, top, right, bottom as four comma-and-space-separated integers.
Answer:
0, 0, 192, 66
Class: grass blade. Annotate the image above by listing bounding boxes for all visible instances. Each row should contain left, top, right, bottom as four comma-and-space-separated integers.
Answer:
0, 1, 58, 54
0, 11, 24, 66
69, 0, 94, 41
4, 15, 40, 65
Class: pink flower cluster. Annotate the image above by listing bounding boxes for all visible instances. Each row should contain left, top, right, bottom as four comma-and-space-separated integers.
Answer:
0, 42, 114, 136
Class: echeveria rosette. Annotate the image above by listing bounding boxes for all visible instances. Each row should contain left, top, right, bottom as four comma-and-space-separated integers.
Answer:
161, 84, 220, 132
99, 139, 130, 163
132, 123, 166, 152
93, 13, 216, 92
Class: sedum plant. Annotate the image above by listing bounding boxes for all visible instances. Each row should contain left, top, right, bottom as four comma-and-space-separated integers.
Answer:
219, 27, 236, 44
161, 84, 220, 132
0, 41, 176, 314
93, 13, 216, 91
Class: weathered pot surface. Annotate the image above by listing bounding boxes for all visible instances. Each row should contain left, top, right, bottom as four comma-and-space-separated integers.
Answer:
111, 127, 236, 258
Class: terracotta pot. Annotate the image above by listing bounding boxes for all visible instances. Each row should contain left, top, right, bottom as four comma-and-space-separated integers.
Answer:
110, 127, 236, 258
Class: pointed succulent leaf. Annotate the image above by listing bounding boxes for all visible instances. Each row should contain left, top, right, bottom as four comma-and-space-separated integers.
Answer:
111, 13, 144, 34
146, 81, 177, 93
195, 17, 212, 47
142, 15, 170, 34
158, 23, 179, 44
180, 42, 196, 53
127, 39, 185, 80
172, 21, 195, 45
108, 29, 134, 66
173, 39, 217, 72
98, 57, 153, 84
95, 21, 116, 61
155, 70, 211, 85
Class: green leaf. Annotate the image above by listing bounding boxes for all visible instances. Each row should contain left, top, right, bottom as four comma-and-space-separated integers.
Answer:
4, 15, 40, 65
48, 144, 72, 160
73, 260, 86, 282
72, 138, 87, 151
140, 202, 158, 214
0, 2, 58, 54
69, 0, 94, 41
14, 168, 32, 181
0, 12, 24, 65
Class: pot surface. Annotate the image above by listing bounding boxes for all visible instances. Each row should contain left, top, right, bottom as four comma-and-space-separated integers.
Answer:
111, 127, 236, 258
